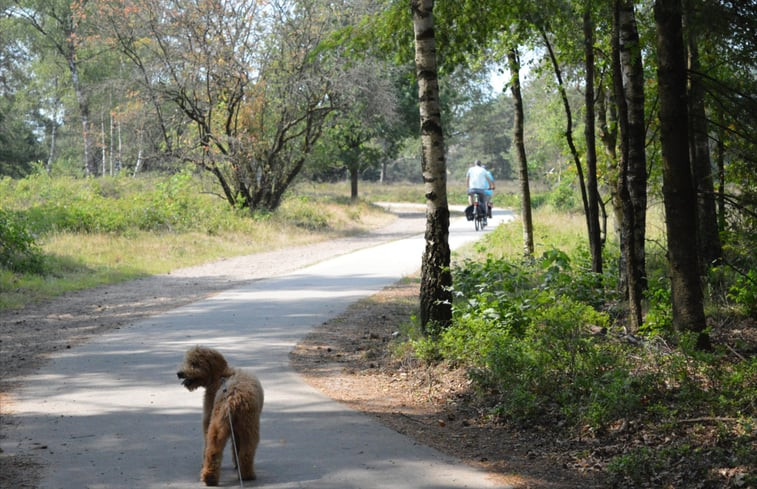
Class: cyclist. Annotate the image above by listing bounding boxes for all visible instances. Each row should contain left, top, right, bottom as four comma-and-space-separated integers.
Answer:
466, 160, 495, 218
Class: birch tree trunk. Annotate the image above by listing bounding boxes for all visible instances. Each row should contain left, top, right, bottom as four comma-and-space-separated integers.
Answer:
101, 112, 106, 176
412, 0, 452, 334
507, 48, 534, 257
654, 0, 710, 350
614, 0, 648, 330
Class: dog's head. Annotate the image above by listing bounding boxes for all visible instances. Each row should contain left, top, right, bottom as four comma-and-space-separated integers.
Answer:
176, 346, 229, 391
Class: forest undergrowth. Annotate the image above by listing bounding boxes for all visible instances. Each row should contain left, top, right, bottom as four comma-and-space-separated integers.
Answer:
398, 211, 756, 488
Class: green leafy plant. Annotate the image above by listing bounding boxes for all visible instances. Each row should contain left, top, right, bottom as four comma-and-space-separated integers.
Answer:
0, 209, 45, 274
641, 276, 674, 337
727, 269, 757, 315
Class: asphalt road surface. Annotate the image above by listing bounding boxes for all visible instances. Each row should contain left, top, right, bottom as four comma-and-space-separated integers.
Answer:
3, 206, 515, 489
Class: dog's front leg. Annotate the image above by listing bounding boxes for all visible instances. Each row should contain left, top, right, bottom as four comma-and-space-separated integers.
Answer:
200, 415, 228, 486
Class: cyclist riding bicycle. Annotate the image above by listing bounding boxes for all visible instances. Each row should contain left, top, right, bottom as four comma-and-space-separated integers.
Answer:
466, 160, 495, 219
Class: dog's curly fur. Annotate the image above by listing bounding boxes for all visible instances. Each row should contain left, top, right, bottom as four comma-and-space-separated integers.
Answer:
177, 346, 264, 486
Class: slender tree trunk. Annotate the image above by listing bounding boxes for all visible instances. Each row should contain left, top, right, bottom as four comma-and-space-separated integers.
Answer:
715, 119, 726, 231
542, 30, 596, 265
46, 79, 62, 174
109, 109, 114, 176
614, 0, 648, 330
583, 3, 602, 274
47, 119, 57, 174
101, 111, 106, 176
350, 165, 359, 201
133, 129, 143, 177
116, 115, 123, 174
683, 3, 722, 269
654, 0, 710, 350
613, 1, 637, 329
412, 0, 452, 334
598, 82, 626, 292
507, 48, 534, 257
71, 65, 96, 177
620, 0, 648, 297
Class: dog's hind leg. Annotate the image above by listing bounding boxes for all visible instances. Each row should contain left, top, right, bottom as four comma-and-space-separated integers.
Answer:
235, 427, 259, 481
200, 409, 229, 486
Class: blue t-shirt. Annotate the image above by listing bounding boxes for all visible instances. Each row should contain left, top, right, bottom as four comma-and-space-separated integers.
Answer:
466, 166, 490, 189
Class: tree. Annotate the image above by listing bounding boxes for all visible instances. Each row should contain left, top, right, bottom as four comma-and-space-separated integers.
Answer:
653, 0, 710, 350
612, 0, 647, 330
541, 25, 603, 274
412, 0, 452, 333
13, 0, 100, 176
582, 0, 602, 274
507, 47, 534, 257
107, 0, 348, 211
317, 115, 383, 200
0, 14, 46, 176
309, 58, 401, 200
683, 0, 722, 269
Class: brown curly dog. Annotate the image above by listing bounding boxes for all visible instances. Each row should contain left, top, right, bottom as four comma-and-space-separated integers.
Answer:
177, 346, 264, 486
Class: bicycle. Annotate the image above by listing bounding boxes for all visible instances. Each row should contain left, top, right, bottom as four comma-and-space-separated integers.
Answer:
466, 189, 488, 231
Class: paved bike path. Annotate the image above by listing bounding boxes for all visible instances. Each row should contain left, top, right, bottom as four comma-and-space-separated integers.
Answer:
4, 210, 514, 488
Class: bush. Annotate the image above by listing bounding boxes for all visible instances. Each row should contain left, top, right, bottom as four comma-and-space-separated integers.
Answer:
641, 276, 674, 336
0, 209, 45, 274
429, 249, 645, 428
2, 171, 233, 235
546, 179, 580, 211
727, 268, 757, 316
278, 195, 332, 230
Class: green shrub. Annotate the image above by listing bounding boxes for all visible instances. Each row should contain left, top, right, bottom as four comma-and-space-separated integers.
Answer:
727, 269, 757, 316
404, 203, 755, 486
546, 179, 579, 211
437, 248, 640, 428
278, 196, 331, 230
0, 209, 45, 274
641, 276, 674, 336
2, 171, 234, 235
607, 446, 664, 486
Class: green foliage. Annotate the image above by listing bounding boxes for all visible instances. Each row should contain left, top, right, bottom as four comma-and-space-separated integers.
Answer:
412, 247, 640, 429
727, 268, 757, 316
406, 208, 756, 464
278, 195, 332, 230
607, 446, 668, 486
0, 171, 237, 235
0, 208, 45, 273
545, 178, 580, 211
640, 277, 674, 336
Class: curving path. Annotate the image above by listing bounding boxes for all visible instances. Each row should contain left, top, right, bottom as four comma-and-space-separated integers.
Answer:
2, 205, 515, 489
